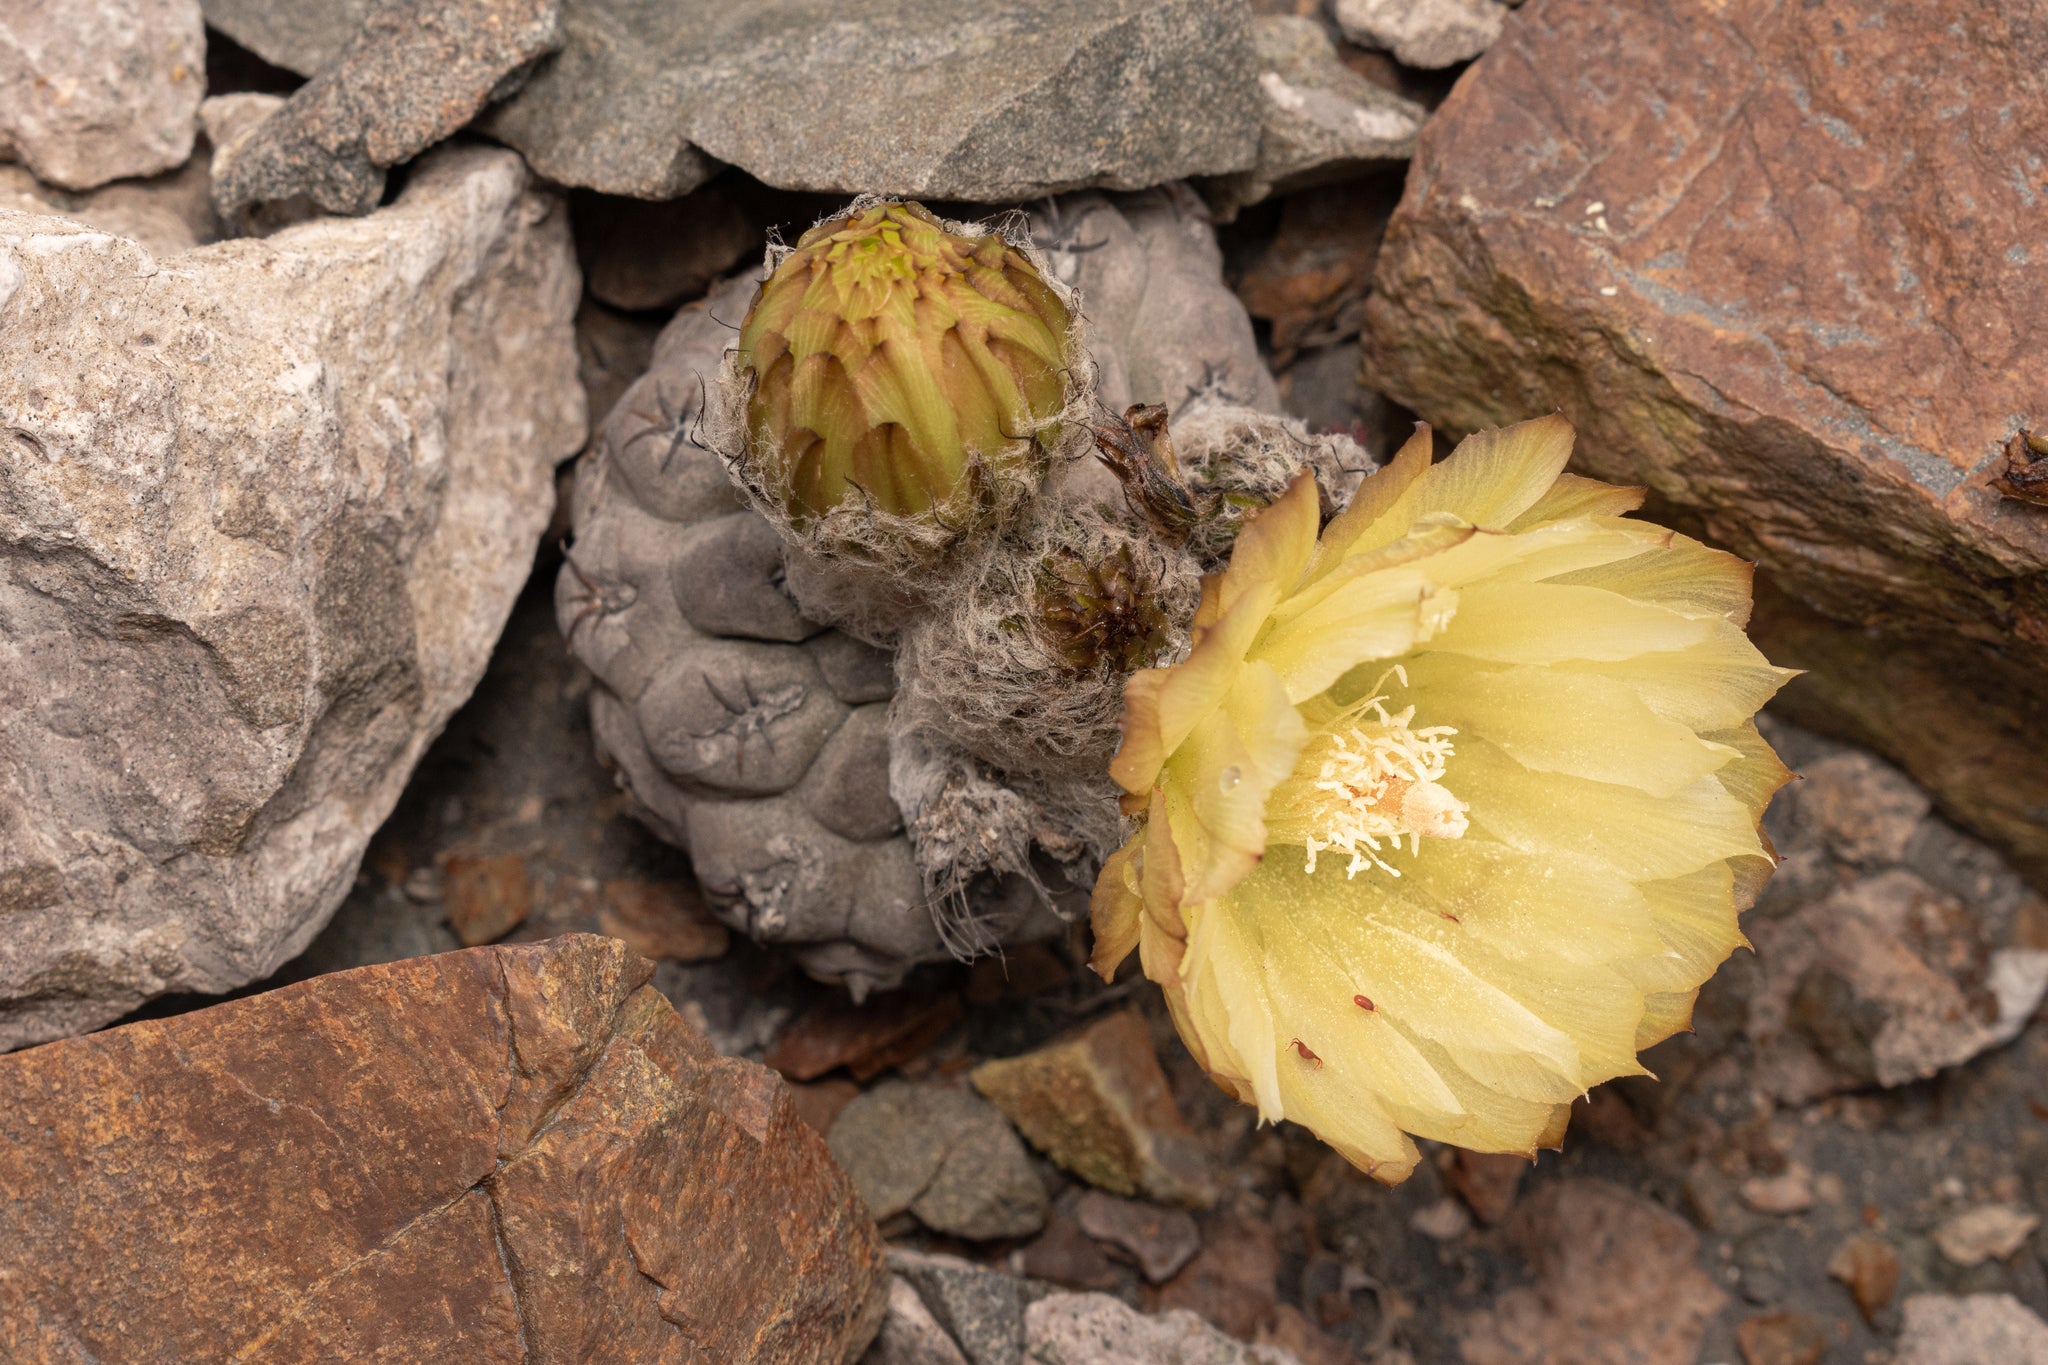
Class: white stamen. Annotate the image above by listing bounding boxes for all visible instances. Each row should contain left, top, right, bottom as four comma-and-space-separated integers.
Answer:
1300, 673, 1469, 879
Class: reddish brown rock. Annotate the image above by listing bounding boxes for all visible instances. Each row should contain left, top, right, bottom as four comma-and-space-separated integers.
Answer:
1737, 1311, 1829, 1365
1447, 1149, 1529, 1225
1364, 0, 2048, 883
597, 877, 731, 963
1457, 1179, 1726, 1365
442, 851, 533, 946
1827, 1234, 1901, 1325
0, 935, 886, 1364
1147, 1214, 1280, 1341
767, 990, 965, 1084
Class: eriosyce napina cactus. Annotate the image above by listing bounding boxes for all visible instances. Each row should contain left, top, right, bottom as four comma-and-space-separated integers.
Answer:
574, 193, 1790, 1179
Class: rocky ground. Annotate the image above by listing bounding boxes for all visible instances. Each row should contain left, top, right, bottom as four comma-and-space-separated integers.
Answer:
2, 0, 2045, 1362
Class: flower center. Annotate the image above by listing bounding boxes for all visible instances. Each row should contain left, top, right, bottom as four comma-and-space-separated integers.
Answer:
1286, 675, 1469, 879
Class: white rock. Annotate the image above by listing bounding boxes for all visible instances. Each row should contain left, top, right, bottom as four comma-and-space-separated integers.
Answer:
0, 0, 205, 190
1024, 1292, 1302, 1365
1333, 0, 1510, 69
1897, 1294, 2048, 1365
0, 145, 584, 1047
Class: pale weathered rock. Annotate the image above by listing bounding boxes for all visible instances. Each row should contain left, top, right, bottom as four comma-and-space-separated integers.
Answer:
561, 194, 1282, 990
1931, 1205, 2041, 1268
211, 0, 563, 224
1333, 0, 1509, 68
470, 0, 1262, 201
1024, 1293, 1303, 1365
0, 155, 217, 256
1456, 1180, 1726, 1365
1364, 0, 2048, 885
1897, 1294, 2048, 1365
0, 145, 583, 1048
0, 0, 204, 191
1201, 15, 1424, 217
828, 1081, 1048, 1241
1747, 870, 2048, 1089
972, 1009, 1217, 1209
0, 935, 888, 1363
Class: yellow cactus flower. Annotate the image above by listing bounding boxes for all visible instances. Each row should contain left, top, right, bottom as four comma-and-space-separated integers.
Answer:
1092, 415, 1793, 1182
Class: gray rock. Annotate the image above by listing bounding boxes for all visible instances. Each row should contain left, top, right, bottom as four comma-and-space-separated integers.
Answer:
1332, 0, 1510, 68
888, 1250, 1028, 1365
1023, 1293, 1302, 1365
209, 0, 563, 224
1201, 15, 1424, 217
0, 0, 204, 191
575, 182, 758, 313
561, 194, 1282, 991
829, 1082, 1048, 1242
0, 146, 584, 1048
475, 0, 1262, 201
1897, 1294, 2048, 1365
201, 0, 369, 77
289, 885, 461, 978
864, 1275, 973, 1365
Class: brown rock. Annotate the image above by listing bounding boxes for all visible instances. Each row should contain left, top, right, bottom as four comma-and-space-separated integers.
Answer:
211, 0, 563, 223
1074, 1189, 1202, 1284
597, 877, 731, 962
1019, 1217, 1124, 1293
573, 183, 758, 313
971, 1010, 1217, 1209
786, 1077, 863, 1137
1737, 1311, 1829, 1365
767, 990, 966, 1083
1448, 1149, 1529, 1225
1827, 1233, 1901, 1324
1147, 1214, 1279, 1341
1234, 178, 1397, 367
1255, 1302, 1353, 1365
1795, 752, 1932, 868
0, 935, 886, 1363
1457, 1179, 1727, 1365
1740, 1164, 1816, 1216
1363, 0, 2048, 884
442, 852, 533, 946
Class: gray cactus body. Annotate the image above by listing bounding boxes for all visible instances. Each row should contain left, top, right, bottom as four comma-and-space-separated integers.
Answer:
562, 191, 1356, 995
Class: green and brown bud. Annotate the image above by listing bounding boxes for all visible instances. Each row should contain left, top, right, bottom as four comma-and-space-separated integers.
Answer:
735, 201, 1076, 553
1031, 541, 1174, 678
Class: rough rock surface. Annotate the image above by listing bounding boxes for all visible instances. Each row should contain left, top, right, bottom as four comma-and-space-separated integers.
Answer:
0, 935, 888, 1363
864, 1276, 971, 1365
560, 192, 1280, 991
0, 0, 204, 191
886, 1251, 1027, 1365
467, 0, 1259, 201
0, 155, 218, 257
1333, 0, 1510, 68
972, 1009, 1216, 1209
211, 0, 563, 223
1201, 14, 1423, 217
1456, 1180, 1726, 1365
1740, 720, 2048, 1102
1025, 1292, 1302, 1365
0, 146, 583, 1048
1363, 0, 2048, 883
1897, 1294, 2048, 1365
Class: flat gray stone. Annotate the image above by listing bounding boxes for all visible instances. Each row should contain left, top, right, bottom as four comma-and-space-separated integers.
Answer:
477, 0, 1262, 200
1202, 15, 1424, 217
0, 0, 203, 191
830, 1082, 1048, 1242
202, 0, 370, 76
864, 1275, 972, 1365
